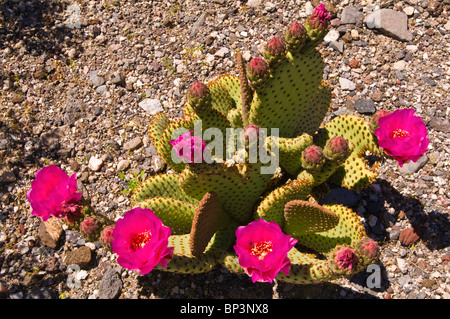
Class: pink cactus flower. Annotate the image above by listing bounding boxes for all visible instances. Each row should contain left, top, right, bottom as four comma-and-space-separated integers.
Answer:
112, 207, 173, 275
311, 4, 331, 27
334, 247, 358, 270
234, 219, 298, 283
374, 108, 429, 167
170, 130, 206, 164
26, 165, 82, 222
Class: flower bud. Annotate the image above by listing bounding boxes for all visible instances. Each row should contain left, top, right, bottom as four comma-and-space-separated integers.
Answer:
301, 145, 325, 172
323, 136, 350, 161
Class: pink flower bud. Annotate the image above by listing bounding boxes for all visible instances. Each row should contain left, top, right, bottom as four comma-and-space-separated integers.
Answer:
187, 81, 209, 100
265, 37, 286, 56
247, 57, 269, 78
80, 217, 101, 239
301, 145, 325, 168
100, 224, 115, 250
334, 247, 358, 270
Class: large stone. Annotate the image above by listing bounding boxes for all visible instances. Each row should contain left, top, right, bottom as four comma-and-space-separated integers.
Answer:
341, 6, 363, 24
354, 99, 376, 114
38, 218, 64, 249
399, 155, 428, 174
98, 268, 123, 299
364, 9, 413, 42
339, 77, 355, 90
64, 246, 93, 269
123, 137, 143, 151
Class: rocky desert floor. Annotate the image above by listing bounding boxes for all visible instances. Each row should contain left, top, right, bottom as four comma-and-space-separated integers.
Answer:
0, 0, 449, 300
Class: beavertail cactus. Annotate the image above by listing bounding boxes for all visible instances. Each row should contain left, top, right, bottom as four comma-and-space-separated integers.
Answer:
26, 3, 429, 287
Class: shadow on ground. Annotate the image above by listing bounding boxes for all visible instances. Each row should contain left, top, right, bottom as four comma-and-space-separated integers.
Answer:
0, 0, 82, 57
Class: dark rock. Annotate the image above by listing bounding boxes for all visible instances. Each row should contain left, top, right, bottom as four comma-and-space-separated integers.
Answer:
110, 72, 125, 87
0, 170, 16, 183
64, 97, 84, 126
25, 288, 57, 299
93, 106, 103, 116
123, 137, 143, 151
329, 40, 344, 53
98, 268, 123, 299
64, 246, 93, 269
422, 77, 437, 87
399, 155, 428, 174
341, 6, 363, 24
395, 70, 405, 81
354, 99, 376, 114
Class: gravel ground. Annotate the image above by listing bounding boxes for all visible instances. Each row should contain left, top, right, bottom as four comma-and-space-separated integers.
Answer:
0, 0, 449, 300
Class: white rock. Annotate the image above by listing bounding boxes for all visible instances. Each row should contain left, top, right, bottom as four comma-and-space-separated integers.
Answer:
88, 156, 103, 172
403, 6, 415, 16
247, 0, 262, 7
406, 45, 418, 53
396, 258, 408, 273
393, 60, 407, 70
215, 47, 229, 58
117, 160, 130, 171
444, 21, 450, 31
323, 29, 340, 43
339, 77, 356, 90
305, 1, 314, 15
139, 98, 163, 115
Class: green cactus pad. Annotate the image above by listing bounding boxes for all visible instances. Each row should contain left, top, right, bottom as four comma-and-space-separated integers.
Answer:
284, 200, 339, 236
179, 163, 273, 223
207, 74, 242, 115
316, 114, 382, 190
189, 192, 230, 257
131, 173, 197, 205
248, 50, 324, 137
294, 82, 331, 136
148, 113, 196, 172
158, 234, 217, 274
293, 203, 367, 254
255, 171, 315, 227
136, 197, 196, 235
267, 133, 314, 176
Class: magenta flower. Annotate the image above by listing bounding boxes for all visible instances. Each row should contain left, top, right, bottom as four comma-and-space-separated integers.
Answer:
234, 219, 298, 283
112, 207, 173, 275
170, 130, 206, 163
26, 165, 82, 222
309, 4, 331, 28
374, 108, 429, 167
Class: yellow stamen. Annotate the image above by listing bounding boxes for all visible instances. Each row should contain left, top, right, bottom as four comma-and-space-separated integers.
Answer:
250, 241, 273, 260
130, 231, 152, 251
391, 129, 409, 138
